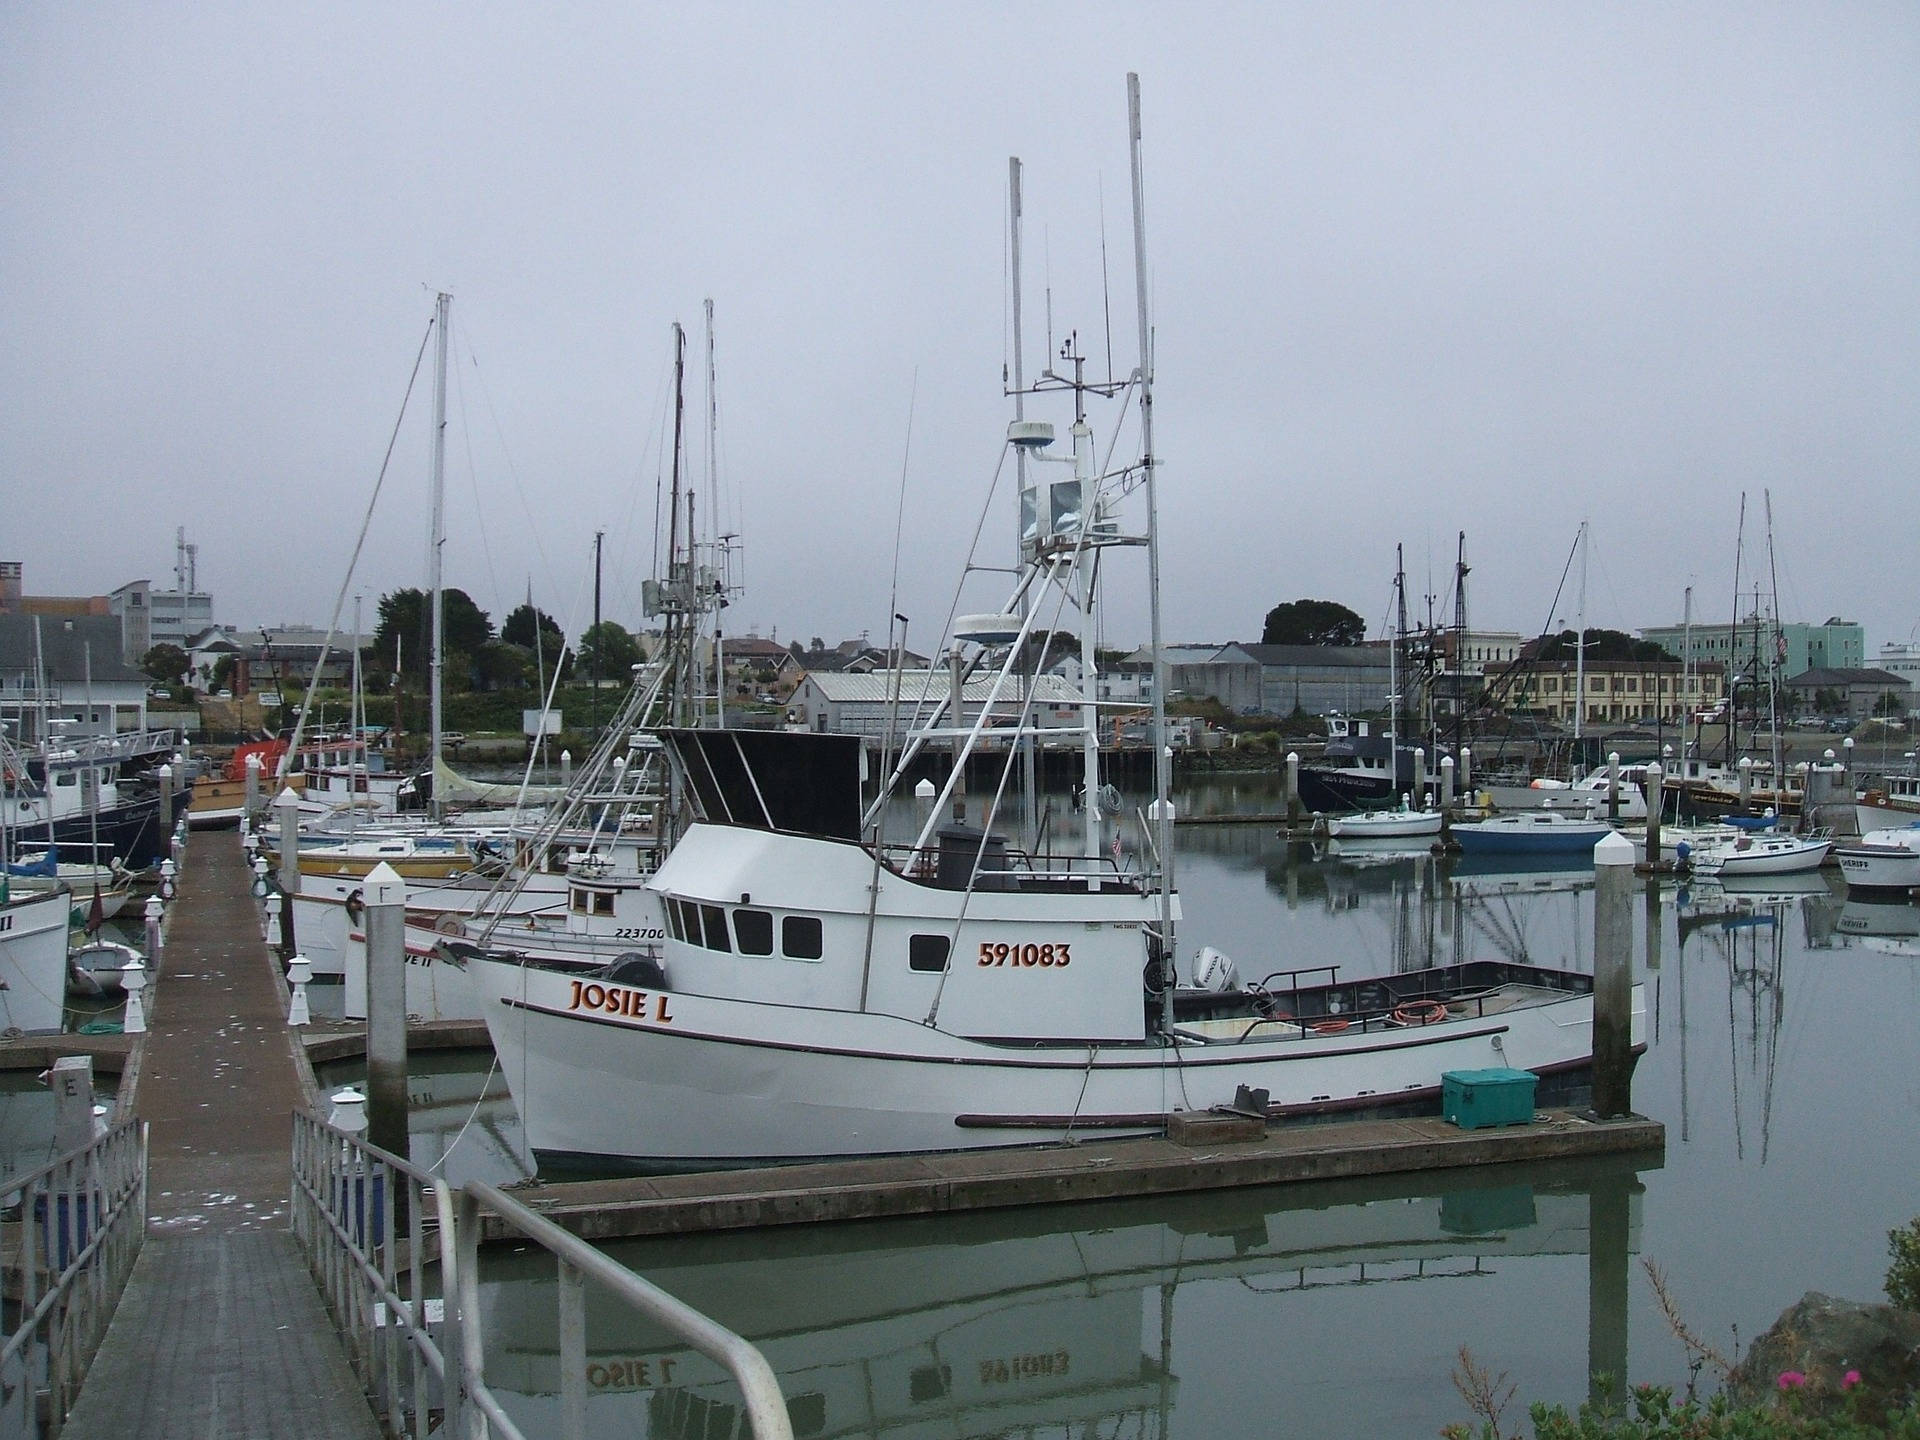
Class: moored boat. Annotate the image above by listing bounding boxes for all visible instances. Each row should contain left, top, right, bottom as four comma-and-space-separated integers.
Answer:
1448, 811, 1614, 856
1833, 824, 1920, 894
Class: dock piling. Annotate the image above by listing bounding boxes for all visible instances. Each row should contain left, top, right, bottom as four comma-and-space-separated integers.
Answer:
1285, 752, 1299, 831
362, 862, 410, 1160
1440, 753, 1454, 808
1591, 832, 1635, 1119
50, 1055, 97, 1155
1643, 760, 1663, 868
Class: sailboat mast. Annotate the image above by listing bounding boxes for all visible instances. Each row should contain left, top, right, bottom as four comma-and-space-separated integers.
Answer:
1764, 490, 1783, 792
1127, 73, 1176, 1012
1573, 518, 1587, 746
666, 323, 688, 725
428, 290, 450, 818
705, 298, 725, 730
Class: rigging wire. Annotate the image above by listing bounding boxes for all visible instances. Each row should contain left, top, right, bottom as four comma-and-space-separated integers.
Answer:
279, 311, 435, 777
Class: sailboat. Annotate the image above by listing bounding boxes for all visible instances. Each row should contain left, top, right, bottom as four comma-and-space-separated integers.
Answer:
461, 79, 1640, 1172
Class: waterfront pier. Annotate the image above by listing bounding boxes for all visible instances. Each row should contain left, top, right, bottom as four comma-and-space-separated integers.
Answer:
54, 831, 378, 1440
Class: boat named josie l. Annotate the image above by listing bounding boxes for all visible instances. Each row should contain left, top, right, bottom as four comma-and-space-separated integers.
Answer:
463, 730, 1642, 1171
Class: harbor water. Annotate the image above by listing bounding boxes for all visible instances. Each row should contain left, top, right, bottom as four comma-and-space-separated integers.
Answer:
369, 775, 1919, 1435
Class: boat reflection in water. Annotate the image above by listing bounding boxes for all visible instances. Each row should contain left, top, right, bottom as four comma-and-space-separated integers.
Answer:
470, 1156, 1649, 1439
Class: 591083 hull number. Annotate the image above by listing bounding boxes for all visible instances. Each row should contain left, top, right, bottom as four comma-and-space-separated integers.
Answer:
978, 942, 1070, 968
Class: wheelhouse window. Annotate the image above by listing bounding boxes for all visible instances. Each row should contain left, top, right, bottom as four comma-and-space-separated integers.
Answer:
570, 888, 588, 915
908, 934, 950, 973
592, 891, 614, 917
699, 904, 731, 953
666, 897, 689, 941
733, 908, 774, 956
782, 915, 823, 960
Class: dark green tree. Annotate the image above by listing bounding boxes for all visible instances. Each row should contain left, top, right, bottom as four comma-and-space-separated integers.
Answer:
1261, 599, 1367, 647
577, 621, 641, 681
372, 588, 494, 681
141, 643, 189, 685
501, 602, 564, 652
1534, 629, 1674, 663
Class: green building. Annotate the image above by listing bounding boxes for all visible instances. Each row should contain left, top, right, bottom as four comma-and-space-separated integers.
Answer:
1638, 616, 1864, 683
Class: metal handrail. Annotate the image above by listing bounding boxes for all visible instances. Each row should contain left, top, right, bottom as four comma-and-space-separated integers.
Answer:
289, 1111, 462, 1440
0, 1118, 148, 1439
453, 1179, 794, 1440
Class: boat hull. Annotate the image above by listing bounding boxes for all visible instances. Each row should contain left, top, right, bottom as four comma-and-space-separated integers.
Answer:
469, 954, 1640, 1170
1835, 840, 1920, 893
0, 887, 74, 1035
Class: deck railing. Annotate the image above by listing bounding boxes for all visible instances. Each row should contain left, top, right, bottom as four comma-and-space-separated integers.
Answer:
291, 1113, 793, 1440
0, 1118, 148, 1440
291, 1110, 458, 1439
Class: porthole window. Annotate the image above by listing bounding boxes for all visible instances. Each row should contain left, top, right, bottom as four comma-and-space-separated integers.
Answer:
908, 935, 949, 973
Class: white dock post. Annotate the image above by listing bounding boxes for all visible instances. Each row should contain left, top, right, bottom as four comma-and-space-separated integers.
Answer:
1285, 752, 1300, 831
121, 953, 148, 1035
1606, 751, 1620, 822
1737, 755, 1753, 811
157, 762, 174, 837
287, 953, 312, 1027
144, 895, 165, 973
1591, 831, 1635, 1119
1412, 747, 1426, 806
362, 861, 409, 1159
1440, 753, 1455, 808
50, 1055, 96, 1157
1459, 745, 1472, 797
274, 785, 301, 956
244, 752, 262, 822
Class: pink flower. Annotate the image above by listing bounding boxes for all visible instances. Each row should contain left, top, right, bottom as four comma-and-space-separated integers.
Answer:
1842, 1369, 1862, 1390
1777, 1371, 1807, 1390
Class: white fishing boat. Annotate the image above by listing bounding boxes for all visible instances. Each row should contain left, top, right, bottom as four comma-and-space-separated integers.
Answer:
465, 84, 1642, 1172
1687, 830, 1831, 879
1833, 824, 1920, 894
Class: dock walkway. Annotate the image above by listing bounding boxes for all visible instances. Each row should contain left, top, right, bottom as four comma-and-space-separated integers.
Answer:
61, 831, 378, 1440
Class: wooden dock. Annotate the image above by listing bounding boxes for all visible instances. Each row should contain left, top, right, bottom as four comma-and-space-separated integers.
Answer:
504, 1108, 1663, 1243
55, 830, 379, 1440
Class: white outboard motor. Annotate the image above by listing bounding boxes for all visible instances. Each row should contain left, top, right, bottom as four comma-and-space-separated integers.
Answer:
1192, 945, 1239, 993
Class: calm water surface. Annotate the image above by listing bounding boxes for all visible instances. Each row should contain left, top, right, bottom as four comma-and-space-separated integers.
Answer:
411, 775, 1920, 1437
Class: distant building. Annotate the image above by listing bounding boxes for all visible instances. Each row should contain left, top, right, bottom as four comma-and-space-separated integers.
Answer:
1496, 658, 1724, 727
0, 560, 112, 620
107, 528, 215, 661
1783, 667, 1912, 721
1167, 643, 1391, 717
786, 669, 1084, 747
1875, 641, 1920, 705
1639, 616, 1864, 678
0, 613, 151, 743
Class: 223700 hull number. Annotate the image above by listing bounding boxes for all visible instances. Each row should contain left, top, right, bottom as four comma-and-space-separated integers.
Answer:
978, 942, 1070, 968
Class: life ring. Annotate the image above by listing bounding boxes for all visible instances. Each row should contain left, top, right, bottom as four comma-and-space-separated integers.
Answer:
1391, 999, 1449, 1027
435, 913, 465, 936
343, 889, 365, 923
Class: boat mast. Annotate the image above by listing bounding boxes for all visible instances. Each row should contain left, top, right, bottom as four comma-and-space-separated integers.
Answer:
1573, 518, 1587, 748
666, 323, 689, 726
1128, 72, 1176, 1016
428, 290, 450, 819
1392, 544, 1408, 791
705, 298, 725, 729
1764, 489, 1783, 796
1009, 159, 1041, 843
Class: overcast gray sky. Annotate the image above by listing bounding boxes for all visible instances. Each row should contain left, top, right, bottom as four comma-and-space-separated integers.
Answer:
6, 3, 1916, 658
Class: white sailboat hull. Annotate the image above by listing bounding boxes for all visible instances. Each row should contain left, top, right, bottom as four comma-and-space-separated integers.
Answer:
470, 954, 1640, 1168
